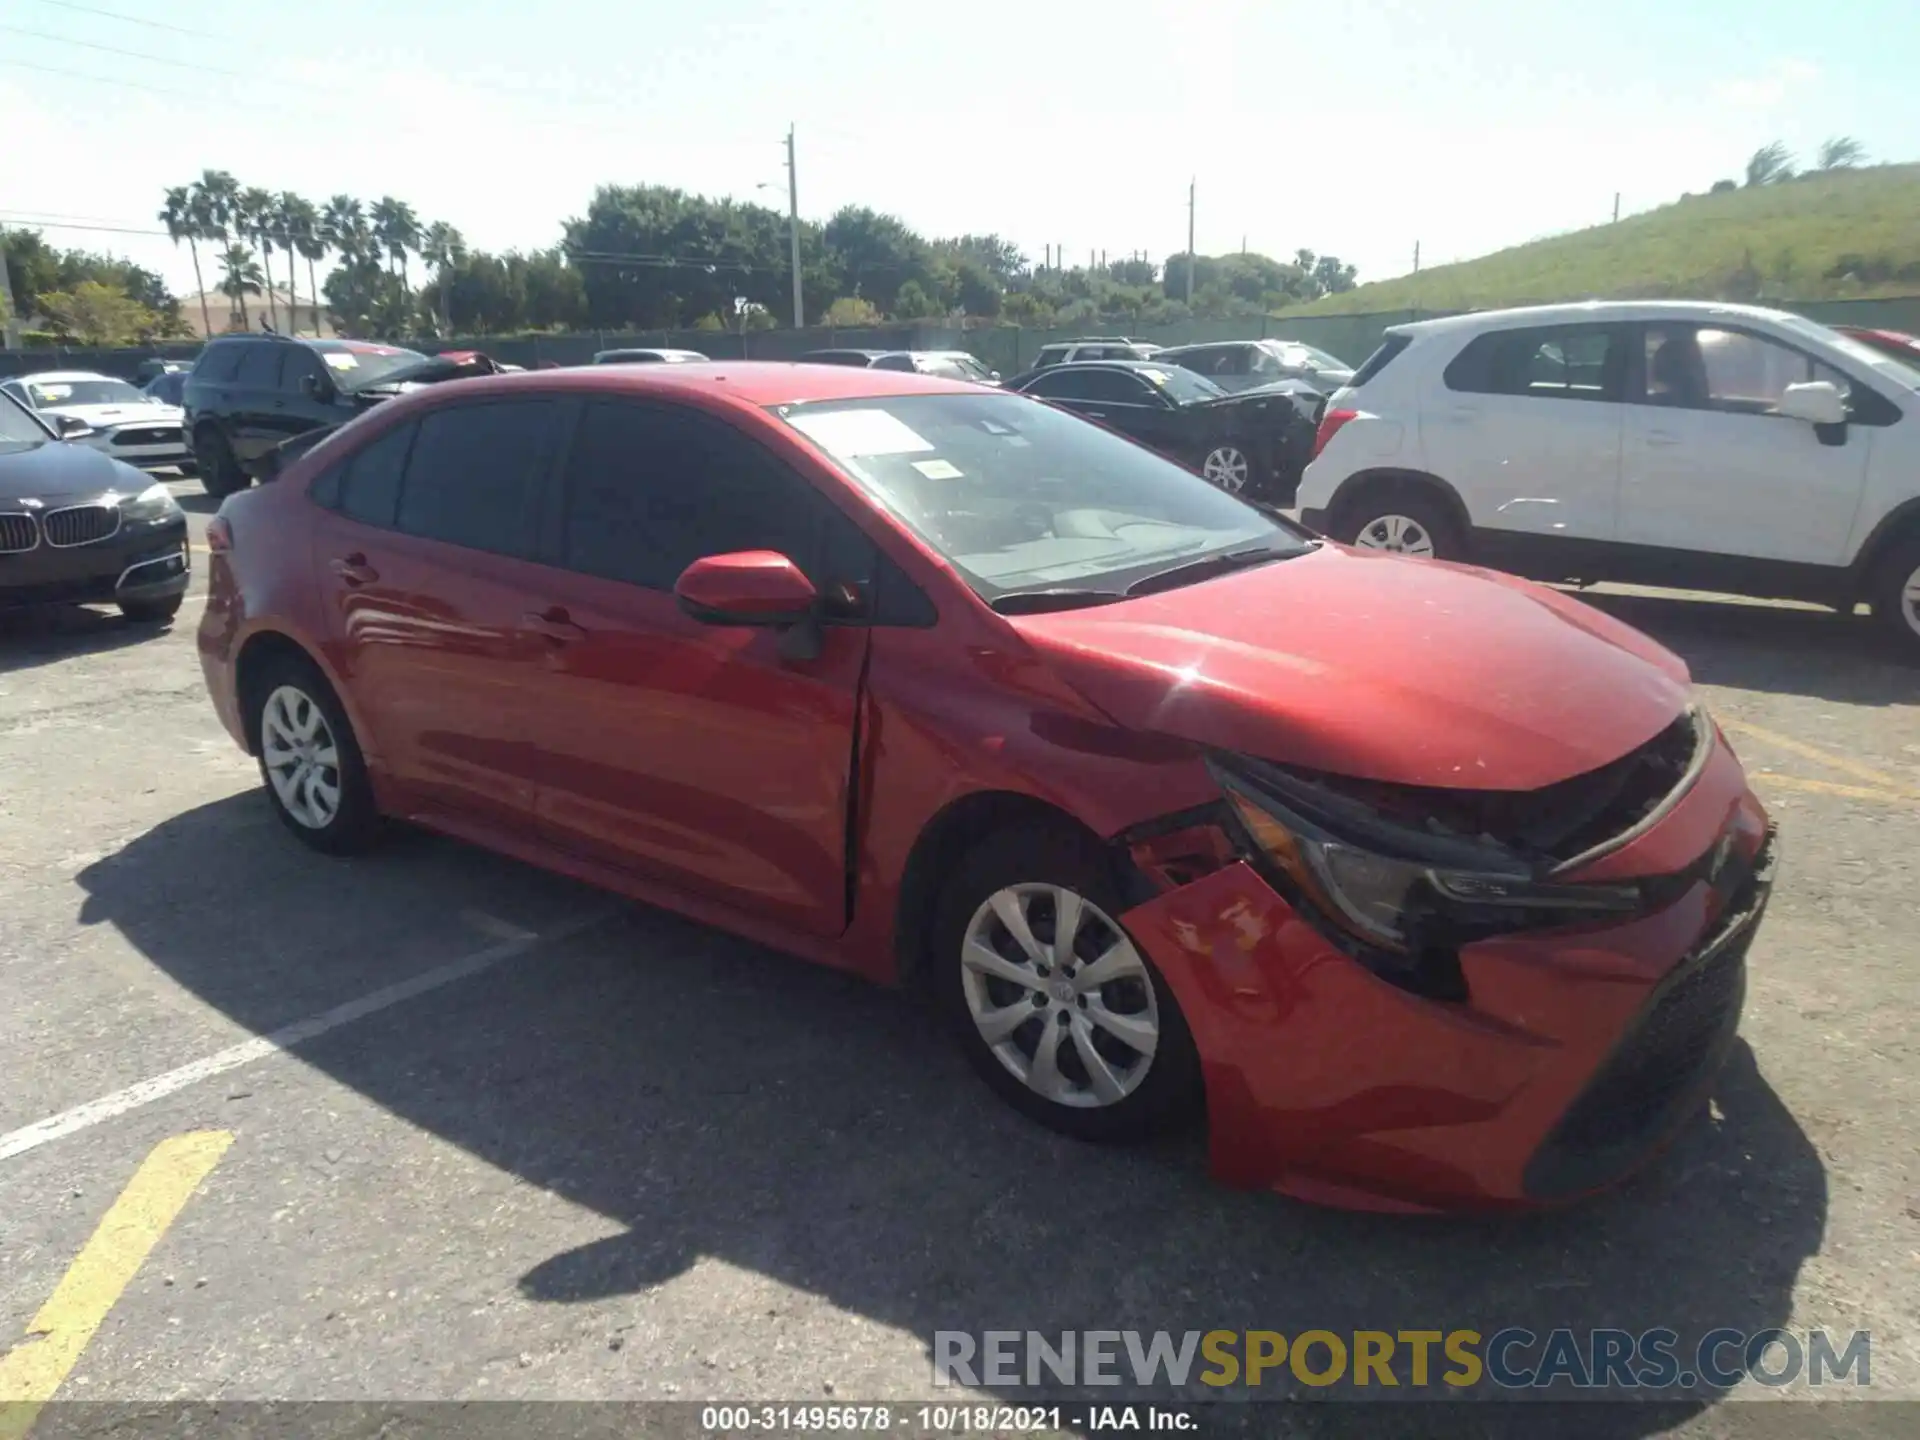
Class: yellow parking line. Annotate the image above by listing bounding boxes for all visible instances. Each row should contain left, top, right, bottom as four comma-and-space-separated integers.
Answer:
0, 1132, 232, 1437
1752, 773, 1918, 807
1721, 719, 1918, 798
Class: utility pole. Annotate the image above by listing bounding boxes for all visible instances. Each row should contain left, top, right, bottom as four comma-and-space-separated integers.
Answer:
1185, 178, 1196, 306
1411, 240, 1421, 315
0, 237, 19, 350
1612, 191, 1621, 223
785, 124, 804, 329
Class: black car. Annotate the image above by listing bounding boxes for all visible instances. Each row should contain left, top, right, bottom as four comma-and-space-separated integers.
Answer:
0, 391, 190, 622
183, 334, 470, 498
1010, 360, 1319, 501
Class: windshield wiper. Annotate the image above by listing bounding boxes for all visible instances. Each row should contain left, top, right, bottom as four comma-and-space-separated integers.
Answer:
1123, 544, 1298, 598
989, 587, 1124, 615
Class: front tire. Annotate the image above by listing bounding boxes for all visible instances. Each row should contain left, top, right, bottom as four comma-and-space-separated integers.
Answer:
249, 655, 381, 854
1869, 532, 1920, 662
1336, 486, 1465, 561
1201, 443, 1253, 494
933, 824, 1202, 1143
118, 595, 183, 624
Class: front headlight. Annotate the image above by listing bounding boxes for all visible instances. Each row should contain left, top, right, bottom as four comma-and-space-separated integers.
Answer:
1216, 761, 1644, 995
119, 481, 182, 524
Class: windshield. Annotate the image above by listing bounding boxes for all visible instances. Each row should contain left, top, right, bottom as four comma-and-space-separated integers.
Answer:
1134, 364, 1225, 404
25, 378, 148, 408
1265, 341, 1349, 372
313, 343, 430, 390
0, 392, 52, 452
1775, 315, 1920, 392
776, 392, 1308, 602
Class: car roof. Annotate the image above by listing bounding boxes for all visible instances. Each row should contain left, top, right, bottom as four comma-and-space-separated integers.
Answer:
1390, 299, 1815, 338
799, 348, 893, 358
10, 370, 122, 384
359, 360, 982, 416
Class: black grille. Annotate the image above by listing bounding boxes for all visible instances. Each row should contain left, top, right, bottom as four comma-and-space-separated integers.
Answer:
111, 427, 181, 447
1524, 828, 1775, 1200
43, 504, 120, 547
0, 512, 36, 553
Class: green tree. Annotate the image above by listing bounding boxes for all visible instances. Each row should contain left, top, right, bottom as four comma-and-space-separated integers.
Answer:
280, 195, 323, 336
370, 197, 422, 285
39, 280, 160, 345
158, 186, 213, 338
217, 244, 264, 329
823, 295, 881, 326
1746, 141, 1796, 187
421, 222, 468, 336
822, 205, 927, 314
233, 186, 280, 331
1815, 136, 1867, 171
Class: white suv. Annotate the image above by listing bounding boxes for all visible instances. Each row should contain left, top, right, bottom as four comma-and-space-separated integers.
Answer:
1297, 301, 1920, 655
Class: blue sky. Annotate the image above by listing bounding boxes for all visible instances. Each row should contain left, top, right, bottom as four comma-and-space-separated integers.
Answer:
2, 0, 1914, 298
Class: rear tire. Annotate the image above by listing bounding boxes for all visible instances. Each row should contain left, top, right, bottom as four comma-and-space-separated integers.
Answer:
1868, 531, 1920, 662
932, 823, 1202, 1144
196, 427, 247, 500
1335, 484, 1465, 561
118, 595, 182, 624
247, 653, 382, 854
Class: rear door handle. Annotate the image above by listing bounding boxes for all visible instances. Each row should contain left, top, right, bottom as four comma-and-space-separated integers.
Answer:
329, 554, 378, 586
521, 607, 587, 643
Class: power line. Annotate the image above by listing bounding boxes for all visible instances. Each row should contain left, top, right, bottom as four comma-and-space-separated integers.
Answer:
28, 0, 221, 39
0, 22, 242, 76
0, 213, 172, 239
0, 56, 189, 97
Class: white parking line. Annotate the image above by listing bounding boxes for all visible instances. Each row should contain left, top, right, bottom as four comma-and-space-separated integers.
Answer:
0, 910, 613, 1163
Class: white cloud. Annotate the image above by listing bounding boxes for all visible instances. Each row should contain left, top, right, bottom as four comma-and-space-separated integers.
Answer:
1714, 59, 1822, 108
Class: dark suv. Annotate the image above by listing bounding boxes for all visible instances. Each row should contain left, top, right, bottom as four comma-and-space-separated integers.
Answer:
183, 335, 432, 497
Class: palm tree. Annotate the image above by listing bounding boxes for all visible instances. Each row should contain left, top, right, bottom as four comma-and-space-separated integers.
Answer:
217, 245, 264, 330
192, 169, 240, 252
1745, 141, 1796, 187
370, 196, 421, 287
158, 185, 213, 339
322, 194, 366, 265
1816, 136, 1867, 171
236, 186, 279, 330
281, 194, 322, 336
420, 221, 466, 337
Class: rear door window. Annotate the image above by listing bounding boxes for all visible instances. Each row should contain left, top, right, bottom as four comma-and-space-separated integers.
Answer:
194, 345, 246, 383
394, 400, 560, 558
1348, 334, 1411, 388
1444, 325, 1622, 401
234, 344, 286, 389
335, 421, 416, 528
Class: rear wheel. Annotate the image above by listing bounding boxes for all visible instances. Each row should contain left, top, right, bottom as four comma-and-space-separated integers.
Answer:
933, 824, 1201, 1143
1869, 531, 1920, 662
1336, 486, 1465, 561
1201, 444, 1253, 494
248, 655, 381, 854
196, 427, 246, 500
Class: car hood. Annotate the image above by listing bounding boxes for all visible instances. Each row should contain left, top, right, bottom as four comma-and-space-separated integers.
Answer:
39, 402, 183, 427
0, 440, 148, 499
1193, 382, 1320, 423
1006, 545, 1692, 791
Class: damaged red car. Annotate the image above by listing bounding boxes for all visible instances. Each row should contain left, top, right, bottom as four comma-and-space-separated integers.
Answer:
198, 363, 1776, 1212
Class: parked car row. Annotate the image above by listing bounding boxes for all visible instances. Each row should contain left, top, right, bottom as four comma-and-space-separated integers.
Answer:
193, 356, 1779, 1212
1296, 300, 1920, 656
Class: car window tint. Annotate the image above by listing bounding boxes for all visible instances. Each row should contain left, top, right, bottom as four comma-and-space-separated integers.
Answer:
1026, 368, 1100, 400
873, 354, 915, 371
194, 345, 245, 383
1081, 369, 1156, 402
396, 401, 558, 556
337, 421, 415, 528
234, 344, 286, 388
558, 400, 860, 593
1445, 325, 1617, 400
282, 347, 326, 392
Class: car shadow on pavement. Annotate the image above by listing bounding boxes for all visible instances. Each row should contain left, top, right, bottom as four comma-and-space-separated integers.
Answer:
0, 603, 178, 673
76, 796, 1830, 1433
1572, 590, 1920, 707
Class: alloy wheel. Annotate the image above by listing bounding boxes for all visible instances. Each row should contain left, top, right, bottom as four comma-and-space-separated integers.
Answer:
1902, 561, 1920, 638
261, 684, 343, 830
959, 884, 1160, 1109
1202, 446, 1251, 493
1354, 513, 1436, 557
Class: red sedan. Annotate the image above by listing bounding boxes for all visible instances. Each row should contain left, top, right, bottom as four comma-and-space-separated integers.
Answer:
197, 362, 1776, 1213
1834, 324, 1920, 367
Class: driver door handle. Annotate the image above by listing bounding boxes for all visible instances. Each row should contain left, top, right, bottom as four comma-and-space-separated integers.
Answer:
329, 553, 378, 586
521, 606, 587, 643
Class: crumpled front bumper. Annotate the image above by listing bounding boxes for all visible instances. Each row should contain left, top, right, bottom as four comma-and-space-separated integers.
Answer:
1117, 731, 1775, 1213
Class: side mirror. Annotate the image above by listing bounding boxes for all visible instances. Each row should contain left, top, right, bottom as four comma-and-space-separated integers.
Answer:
53, 415, 94, 440
1779, 380, 1846, 427
301, 372, 336, 403
674, 551, 817, 626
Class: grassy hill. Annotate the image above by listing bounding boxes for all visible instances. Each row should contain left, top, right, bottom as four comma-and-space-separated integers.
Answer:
1302, 163, 1920, 315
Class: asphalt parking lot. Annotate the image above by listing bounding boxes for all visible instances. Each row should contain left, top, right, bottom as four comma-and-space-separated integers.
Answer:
2, 478, 1917, 1436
